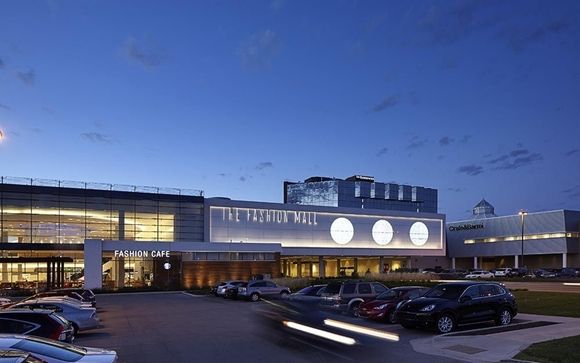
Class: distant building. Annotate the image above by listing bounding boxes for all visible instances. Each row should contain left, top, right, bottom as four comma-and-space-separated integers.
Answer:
447, 200, 580, 270
284, 175, 438, 213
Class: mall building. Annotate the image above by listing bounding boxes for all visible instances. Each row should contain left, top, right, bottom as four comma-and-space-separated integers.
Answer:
0, 176, 446, 290
447, 200, 580, 270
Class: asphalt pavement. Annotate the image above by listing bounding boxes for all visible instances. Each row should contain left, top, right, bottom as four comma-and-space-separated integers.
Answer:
75, 292, 466, 363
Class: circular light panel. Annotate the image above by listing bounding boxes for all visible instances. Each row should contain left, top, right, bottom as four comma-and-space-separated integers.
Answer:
372, 219, 394, 245
409, 222, 429, 246
330, 217, 354, 245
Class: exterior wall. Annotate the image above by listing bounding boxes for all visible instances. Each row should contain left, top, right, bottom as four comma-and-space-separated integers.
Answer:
206, 199, 446, 257
182, 257, 281, 289
285, 179, 437, 213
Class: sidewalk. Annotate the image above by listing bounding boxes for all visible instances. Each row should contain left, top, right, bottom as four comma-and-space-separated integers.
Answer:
410, 314, 580, 363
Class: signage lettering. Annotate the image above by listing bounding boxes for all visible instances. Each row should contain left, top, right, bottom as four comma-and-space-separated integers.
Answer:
114, 250, 170, 258
222, 207, 317, 226
449, 224, 484, 232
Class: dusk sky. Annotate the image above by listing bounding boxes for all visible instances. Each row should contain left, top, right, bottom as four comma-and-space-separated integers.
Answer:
1, 0, 579, 221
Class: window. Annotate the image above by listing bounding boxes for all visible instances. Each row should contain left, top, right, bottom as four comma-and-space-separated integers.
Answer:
251, 281, 266, 287
0, 318, 36, 334
480, 284, 503, 297
13, 338, 85, 362
462, 286, 480, 299
357, 283, 371, 294
407, 290, 425, 299
265, 281, 277, 287
342, 283, 356, 294
372, 283, 387, 294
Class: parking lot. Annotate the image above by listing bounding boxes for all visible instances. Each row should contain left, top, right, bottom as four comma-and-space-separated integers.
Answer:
74, 292, 470, 363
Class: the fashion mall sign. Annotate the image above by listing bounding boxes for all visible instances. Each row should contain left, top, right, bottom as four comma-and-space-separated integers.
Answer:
222, 207, 318, 225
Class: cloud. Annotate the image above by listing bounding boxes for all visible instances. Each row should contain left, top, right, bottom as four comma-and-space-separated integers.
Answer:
565, 149, 579, 157
447, 187, 464, 192
509, 149, 529, 157
0, 57, 4, 69
459, 135, 472, 143
493, 152, 543, 170
562, 185, 580, 198
372, 95, 400, 112
0, 102, 10, 110
239, 30, 280, 69
81, 132, 112, 144
457, 164, 484, 176
376, 147, 388, 157
271, 0, 285, 12
239, 176, 247, 182
123, 36, 167, 70
16, 69, 35, 85
499, 18, 572, 52
407, 136, 428, 150
255, 161, 274, 170
439, 136, 454, 146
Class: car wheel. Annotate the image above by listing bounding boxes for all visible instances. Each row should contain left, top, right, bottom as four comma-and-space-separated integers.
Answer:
496, 308, 512, 326
436, 314, 455, 334
350, 301, 362, 317
250, 293, 260, 302
387, 310, 397, 324
280, 291, 289, 299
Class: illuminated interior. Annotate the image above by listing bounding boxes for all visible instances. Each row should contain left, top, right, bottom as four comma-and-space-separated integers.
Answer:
464, 232, 579, 244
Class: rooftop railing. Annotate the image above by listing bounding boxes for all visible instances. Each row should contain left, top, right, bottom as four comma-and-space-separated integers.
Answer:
0, 176, 203, 197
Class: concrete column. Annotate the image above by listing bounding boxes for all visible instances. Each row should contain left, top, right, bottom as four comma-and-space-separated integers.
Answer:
562, 253, 567, 268
379, 256, 384, 273
1, 263, 7, 282
118, 210, 125, 240
318, 256, 325, 278
55, 262, 61, 288
473, 256, 478, 269
83, 240, 103, 290
296, 258, 302, 278
451, 257, 456, 269
407, 258, 412, 269
514, 255, 519, 268
336, 258, 341, 276
354, 258, 358, 275
309, 262, 313, 277
117, 258, 125, 289
46, 262, 52, 289
50, 263, 56, 288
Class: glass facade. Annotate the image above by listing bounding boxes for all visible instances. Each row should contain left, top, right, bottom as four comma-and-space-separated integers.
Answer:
0, 177, 204, 289
286, 178, 438, 213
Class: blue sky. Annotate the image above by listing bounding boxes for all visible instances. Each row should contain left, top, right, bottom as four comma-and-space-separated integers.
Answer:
0, 0, 579, 220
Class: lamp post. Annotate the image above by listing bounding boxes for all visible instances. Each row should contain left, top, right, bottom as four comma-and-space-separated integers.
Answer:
518, 210, 527, 268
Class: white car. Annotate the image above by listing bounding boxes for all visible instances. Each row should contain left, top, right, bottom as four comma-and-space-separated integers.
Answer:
0, 335, 117, 363
494, 268, 512, 277
216, 280, 246, 297
10, 300, 99, 334
465, 270, 494, 279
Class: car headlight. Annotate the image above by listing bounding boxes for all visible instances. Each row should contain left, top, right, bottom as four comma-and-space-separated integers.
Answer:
419, 304, 436, 312
374, 304, 389, 310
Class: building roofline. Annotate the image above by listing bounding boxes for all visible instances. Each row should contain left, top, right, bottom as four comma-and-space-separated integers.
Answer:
448, 209, 579, 224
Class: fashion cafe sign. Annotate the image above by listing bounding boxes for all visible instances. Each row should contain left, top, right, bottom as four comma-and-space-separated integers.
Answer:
222, 207, 318, 225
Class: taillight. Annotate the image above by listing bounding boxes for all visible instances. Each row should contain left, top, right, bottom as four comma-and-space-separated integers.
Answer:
50, 325, 64, 341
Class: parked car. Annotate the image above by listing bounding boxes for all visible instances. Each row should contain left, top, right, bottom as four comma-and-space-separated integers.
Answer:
52, 289, 96, 306
0, 298, 11, 308
397, 282, 518, 334
9, 300, 99, 334
0, 309, 74, 343
534, 269, 558, 278
560, 267, 580, 278
465, 270, 494, 279
319, 281, 389, 315
288, 285, 327, 303
30, 291, 95, 307
358, 286, 429, 323
237, 281, 291, 302
0, 349, 44, 363
494, 268, 512, 278
18, 295, 93, 310
0, 335, 118, 363
211, 282, 227, 296
216, 281, 246, 297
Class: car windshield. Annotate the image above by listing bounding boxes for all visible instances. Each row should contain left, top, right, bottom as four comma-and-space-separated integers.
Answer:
376, 290, 401, 300
296, 286, 318, 295
424, 285, 466, 300
13, 337, 86, 362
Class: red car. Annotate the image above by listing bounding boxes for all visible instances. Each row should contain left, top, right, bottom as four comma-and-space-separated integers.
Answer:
358, 286, 429, 323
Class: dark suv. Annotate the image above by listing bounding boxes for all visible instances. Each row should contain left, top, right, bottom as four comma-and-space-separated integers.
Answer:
0, 309, 74, 343
319, 281, 388, 315
396, 282, 517, 334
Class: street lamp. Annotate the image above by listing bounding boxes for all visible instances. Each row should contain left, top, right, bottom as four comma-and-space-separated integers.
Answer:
518, 210, 528, 268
